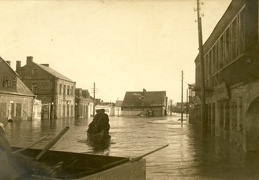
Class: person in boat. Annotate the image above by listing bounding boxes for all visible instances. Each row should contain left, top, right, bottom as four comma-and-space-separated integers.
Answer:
87, 109, 110, 136
0, 117, 62, 179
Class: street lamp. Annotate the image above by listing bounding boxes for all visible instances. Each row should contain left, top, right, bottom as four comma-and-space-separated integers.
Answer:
51, 102, 54, 119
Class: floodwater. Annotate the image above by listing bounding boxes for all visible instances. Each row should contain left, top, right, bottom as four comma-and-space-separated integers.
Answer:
5, 113, 259, 180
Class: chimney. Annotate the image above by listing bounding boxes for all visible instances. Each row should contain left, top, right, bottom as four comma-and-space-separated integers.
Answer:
16, 61, 21, 72
82, 90, 89, 98
41, 64, 49, 67
26, 56, 33, 64
6, 61, 11, 66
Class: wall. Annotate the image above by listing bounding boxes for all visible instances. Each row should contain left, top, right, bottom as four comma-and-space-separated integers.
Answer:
0, 95, 33, 121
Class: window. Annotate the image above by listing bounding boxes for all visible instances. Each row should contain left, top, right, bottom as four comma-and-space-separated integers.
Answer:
67, 86, 70, 95
240, 10, 245, 54
32, 83, 38, 94
20, 69, 25, 76
71, 86, 74, 95
225, 28, 231, 63
32, 69, 38, 76
11, 78, 16, 87
219, 36, 224, 68
63, 85, 66, 95
59, 84, 62, 94
3, 76, 11, 88
232, 18, 238, 60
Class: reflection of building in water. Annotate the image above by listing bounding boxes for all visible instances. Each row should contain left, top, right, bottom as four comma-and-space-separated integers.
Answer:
0, 58, 35, 121
189, 0, 259, 152
33, 99, 42, 120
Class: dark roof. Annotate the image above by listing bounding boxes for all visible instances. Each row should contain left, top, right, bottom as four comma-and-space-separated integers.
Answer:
36, 63, 74, 82
0, 58, 34, 97
0, 57, 18, 76
0, 78, 34, 97
122, 91, 166, 107
16, 78, 35, 96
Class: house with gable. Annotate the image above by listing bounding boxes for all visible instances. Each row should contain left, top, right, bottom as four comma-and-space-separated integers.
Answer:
0, 58, 35, 121
16, 56, 76, 119
121, 89, 167, 117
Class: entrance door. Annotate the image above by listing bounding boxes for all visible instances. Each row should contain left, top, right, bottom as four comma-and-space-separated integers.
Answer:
246, 97, 259, 151
16, 103, 22, 120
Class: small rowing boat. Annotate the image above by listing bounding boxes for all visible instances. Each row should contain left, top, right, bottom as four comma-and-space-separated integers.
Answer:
11, 147, 146, 180
87, 129, 111, 144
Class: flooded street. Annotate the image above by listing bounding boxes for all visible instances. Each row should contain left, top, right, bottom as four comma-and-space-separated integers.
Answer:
5, 113, 259, 180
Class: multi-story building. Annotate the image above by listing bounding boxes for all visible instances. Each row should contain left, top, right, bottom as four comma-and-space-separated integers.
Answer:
75, 88, 93, 118
190, 0, 259, 151
16, 56, 76, 119
121, 89, 167, 117
0, 58, 35, 121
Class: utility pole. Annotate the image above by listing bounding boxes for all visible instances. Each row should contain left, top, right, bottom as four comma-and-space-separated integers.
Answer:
186, 89, 188, 120
170, 99, 173, 116
91, 82, 98, 116
181, 71, 183, 122
196, 0, 207, 130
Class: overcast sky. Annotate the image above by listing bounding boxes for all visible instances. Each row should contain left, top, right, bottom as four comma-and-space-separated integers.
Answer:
0, 0, 231, 103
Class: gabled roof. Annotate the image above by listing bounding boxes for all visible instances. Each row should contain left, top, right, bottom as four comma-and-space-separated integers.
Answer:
0, 57, 18, 76
16, 78, 35, 96
36, 63, 74, 82
122, 91, 166, 107
0, 58, 34, 97
0, 76, 34, 97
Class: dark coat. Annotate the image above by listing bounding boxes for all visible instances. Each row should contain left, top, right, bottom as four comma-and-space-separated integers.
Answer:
87, 112, 110, 134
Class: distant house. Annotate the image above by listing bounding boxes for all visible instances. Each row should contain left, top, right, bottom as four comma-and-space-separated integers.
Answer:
0, 58, 35, 121
115, 100, 123, 117
174, 102, 188, 114
16, 56, 76, 119
95, 101, 115, 116
75, 88, 93, 118
121, 90, 167, 117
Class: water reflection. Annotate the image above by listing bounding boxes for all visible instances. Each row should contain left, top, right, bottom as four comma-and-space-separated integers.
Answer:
4, 114, 259, 180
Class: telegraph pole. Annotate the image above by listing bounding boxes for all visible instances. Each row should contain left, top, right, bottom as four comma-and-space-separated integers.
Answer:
196, 0, 207, 130
91, 82, 98, 116
181, 71, 183, 122
186, 89, 188, 120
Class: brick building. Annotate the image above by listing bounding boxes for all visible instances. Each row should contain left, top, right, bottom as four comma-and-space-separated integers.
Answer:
16, 56, 76, 119
190, 0, 259, 151
0, 58, 35, 121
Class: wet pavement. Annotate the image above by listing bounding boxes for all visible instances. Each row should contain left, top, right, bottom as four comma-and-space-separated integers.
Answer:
5, 113, 259, 180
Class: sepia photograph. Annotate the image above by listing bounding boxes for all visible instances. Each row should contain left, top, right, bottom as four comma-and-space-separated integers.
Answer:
0, 0, 259, 179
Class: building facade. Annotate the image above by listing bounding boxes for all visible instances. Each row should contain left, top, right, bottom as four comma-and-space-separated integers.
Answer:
95, 102, 115, 116
0, 58, 35, 121
75, 88, 93, 118
121, 90, 167, 117
115, 100, 123, 117
16, 56, 76, 119
190, 0, 259, 151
